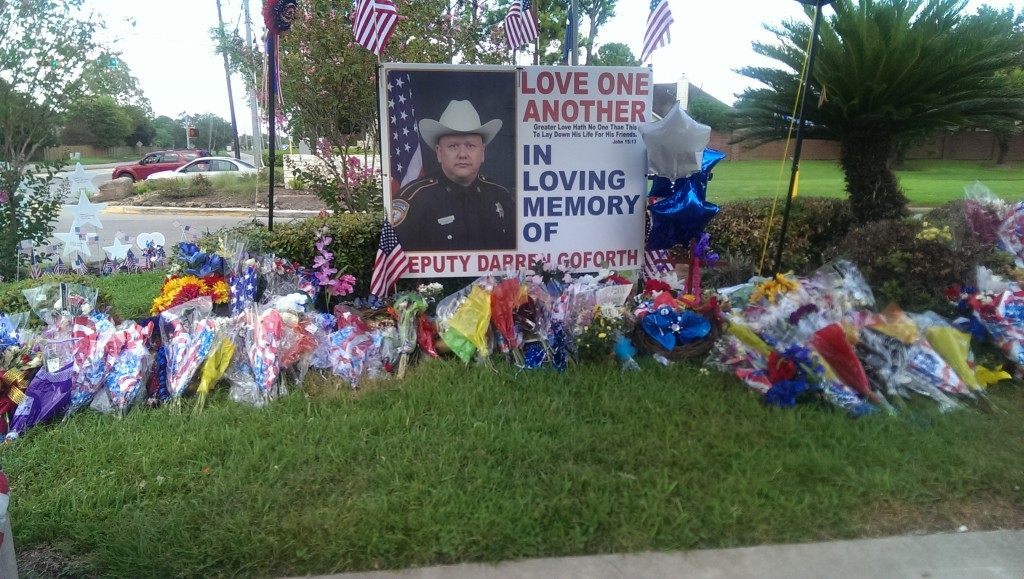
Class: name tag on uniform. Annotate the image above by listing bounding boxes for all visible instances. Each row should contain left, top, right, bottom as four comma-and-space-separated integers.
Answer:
437, 215, 455, 225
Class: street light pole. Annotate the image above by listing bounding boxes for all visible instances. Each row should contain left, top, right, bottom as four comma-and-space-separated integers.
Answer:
215, 0, 242, 159
773, 0, 834, 274
243, 0, 265, 170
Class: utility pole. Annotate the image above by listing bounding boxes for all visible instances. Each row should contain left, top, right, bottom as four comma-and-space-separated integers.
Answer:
570, 0, 578, 65
216, 0, 242, 159
242, 0, 264, 169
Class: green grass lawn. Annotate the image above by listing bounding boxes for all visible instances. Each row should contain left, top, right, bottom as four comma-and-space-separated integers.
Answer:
2, 273, 1024, 576
712, 160, 1024, 205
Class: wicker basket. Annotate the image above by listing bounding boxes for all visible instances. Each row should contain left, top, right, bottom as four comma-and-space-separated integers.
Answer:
632, 317, 721, 361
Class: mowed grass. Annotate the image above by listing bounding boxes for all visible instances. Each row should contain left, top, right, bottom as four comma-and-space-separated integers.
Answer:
2, 363, 1023, 576
711, 160, 1024, 205
3, 271, 1024, 576
91, 270, 166, 319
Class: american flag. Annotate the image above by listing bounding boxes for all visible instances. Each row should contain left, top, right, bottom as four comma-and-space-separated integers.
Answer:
643, 249, 672, 279
101, 258, 114, 276
387, 71, 423, 191
229, 266, 259, 316
370, 218, 409, 299
122, 250, 139, 273
29, 262, 43, 279
504, 0, 538, 50
74, 255, 88, 274
641, 0, 674, 63
353, 0, 400, 56
51, 259, 67, 275
561, 4, 575, 64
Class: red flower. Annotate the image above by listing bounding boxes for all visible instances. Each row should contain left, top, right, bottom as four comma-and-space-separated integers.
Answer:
944, 284, 962, 302
644, 279, 672, 294
767, 352, 797, 383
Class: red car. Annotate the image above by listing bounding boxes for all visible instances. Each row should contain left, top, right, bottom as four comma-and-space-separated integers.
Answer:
111, 150, 203, 182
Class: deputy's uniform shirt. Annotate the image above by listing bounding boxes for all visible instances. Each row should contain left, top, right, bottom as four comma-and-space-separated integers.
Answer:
391, 172, 515, 251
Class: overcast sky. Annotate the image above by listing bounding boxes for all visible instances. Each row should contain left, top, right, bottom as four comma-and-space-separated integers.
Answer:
89, 0, 1023, 135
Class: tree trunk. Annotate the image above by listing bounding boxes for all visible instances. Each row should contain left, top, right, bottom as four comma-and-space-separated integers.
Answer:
839, 132, 909, 223
997, 135, 1010, 166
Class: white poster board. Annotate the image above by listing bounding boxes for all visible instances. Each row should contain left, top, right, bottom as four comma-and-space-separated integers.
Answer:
380, 63, 652, 278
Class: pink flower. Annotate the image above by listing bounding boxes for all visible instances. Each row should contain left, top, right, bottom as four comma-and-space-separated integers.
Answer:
0, 190, 8, 204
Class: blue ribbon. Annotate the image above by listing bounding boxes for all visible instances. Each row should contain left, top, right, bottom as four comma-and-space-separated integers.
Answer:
640, 306, 711, 350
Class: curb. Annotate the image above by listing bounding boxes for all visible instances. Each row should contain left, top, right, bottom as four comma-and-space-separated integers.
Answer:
103, 205, 322, 217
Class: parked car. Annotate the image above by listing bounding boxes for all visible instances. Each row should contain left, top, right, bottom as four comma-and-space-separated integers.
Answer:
111, 150, 201, 182
147, 157, 258, 181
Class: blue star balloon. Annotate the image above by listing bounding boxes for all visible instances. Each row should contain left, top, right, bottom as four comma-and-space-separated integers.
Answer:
646, 148, 726, 251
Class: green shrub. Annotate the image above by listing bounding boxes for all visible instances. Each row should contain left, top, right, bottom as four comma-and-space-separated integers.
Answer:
269, 214, 381, 294
835, 217, 1010, 312
0, 275, 117, 324
706, 198, 852, 275
189, 174, 214, 197
196, 214, 382, 295
262, 151, 285, 168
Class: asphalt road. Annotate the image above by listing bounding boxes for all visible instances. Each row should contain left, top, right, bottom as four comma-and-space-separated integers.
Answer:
49, 209, 279, 257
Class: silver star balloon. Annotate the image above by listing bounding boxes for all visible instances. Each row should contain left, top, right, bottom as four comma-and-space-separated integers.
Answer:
640, 103, 712, 181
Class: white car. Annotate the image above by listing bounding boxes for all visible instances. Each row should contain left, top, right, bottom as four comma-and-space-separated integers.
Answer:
147, 157, 258, 181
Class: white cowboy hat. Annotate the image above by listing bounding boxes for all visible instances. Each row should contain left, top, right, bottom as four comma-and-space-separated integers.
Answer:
419, 100, 503, 148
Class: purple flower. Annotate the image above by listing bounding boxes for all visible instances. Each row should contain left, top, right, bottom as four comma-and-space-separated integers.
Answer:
0, 190, 9, 204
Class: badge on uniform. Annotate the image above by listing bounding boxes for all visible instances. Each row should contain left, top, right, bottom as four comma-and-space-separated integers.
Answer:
391, 199, 410, 226
438, 215, 455, 225
495, 202, 505, 219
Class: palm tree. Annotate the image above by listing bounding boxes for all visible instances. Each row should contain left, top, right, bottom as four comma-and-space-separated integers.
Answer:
734, 0, 1024, 222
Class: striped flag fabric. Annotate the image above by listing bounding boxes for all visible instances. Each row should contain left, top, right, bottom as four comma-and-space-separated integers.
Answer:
74, 255, 88, 274
643, 249, 672, 279
353, 0, 400, 56
641, 0, 674, 63
504, 0, 539, 50
387, 71, 423, 191
369, 218, 409, 299
51, 259, 67, 275
122, 250, 140, 273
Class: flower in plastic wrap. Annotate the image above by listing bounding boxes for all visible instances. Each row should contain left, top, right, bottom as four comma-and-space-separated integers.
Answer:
6, 362, 73, 440
196, 338, 235, 409
160, 297, 218, 400
442, 285, 492, 363
490, 279, 527, 353
99, 321, 154, 415
810, 323, 874, 401
68, 314, 117, 413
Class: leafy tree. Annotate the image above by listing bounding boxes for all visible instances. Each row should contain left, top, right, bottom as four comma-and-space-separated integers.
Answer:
216, 0, 510, 210
179, 113, 234, 152
153, 115, 185, 148
79, 52, 152, 113
61, 95, 133, 147
734, 0, 1024, 223
688, 92, 736, 132
579, 0, 617, 65
0, 0, 102, 279
590, 42, 638, 66
123, 105, 156, 146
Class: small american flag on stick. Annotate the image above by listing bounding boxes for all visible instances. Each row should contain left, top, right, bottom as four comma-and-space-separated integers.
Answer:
369, 218, 409, 299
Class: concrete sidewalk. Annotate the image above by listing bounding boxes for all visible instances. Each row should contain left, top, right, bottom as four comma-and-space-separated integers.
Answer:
304, 530, 1024, 579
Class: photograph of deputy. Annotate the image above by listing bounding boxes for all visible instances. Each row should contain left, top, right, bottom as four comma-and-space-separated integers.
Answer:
391, 99, 516, 251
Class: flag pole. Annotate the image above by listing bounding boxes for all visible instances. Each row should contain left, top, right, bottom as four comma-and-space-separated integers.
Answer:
267, 32, 278, 231
569, 0, 577, 66
773, 0, 833, 273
